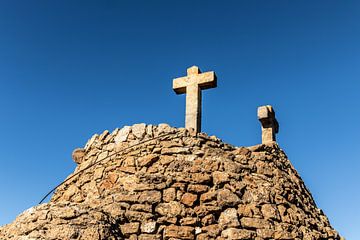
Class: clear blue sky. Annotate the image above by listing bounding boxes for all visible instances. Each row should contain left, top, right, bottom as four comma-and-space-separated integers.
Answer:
0, 1, 359, 238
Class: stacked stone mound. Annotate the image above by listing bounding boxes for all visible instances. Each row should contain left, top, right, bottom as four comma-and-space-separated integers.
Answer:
0, 124, 341, 240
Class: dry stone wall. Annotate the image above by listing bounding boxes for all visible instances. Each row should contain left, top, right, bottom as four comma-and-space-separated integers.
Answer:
0, 124, 341, 239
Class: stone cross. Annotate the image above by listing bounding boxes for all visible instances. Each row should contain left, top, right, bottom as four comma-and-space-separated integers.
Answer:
173, 66, 217, 133
257, 105, 279, 143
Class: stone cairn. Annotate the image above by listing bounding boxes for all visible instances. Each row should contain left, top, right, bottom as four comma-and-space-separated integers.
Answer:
0, 66, 342, 239
0, 123, 341, 239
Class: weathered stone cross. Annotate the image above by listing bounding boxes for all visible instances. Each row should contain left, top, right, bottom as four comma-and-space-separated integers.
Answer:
257, 105, 279, 143
173, 66, 217, 133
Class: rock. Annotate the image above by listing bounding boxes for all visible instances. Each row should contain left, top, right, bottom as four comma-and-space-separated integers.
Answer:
155, 201, 184, 217
180, 193, 197, 207
257, 228, 275, 238
130, 204, 152, 212
120, 222, 140, 236
125, 210, 153, 221
190, 173, 211, 184
164, 225, 194, 240
139, 190, 162, 204
221, 228, 255, 239
256, 161, 274, 176
161, 147, 190, 155
124, 156, 135, 167
156, 123, 172, 135
180, 217, 197, 225
146, 125, 153, 137
84, 134, 98, 150
200, 190, 217, 203
163, 188, 176, 202
240, 217, 272, 229
94, 167, 105, 180
212, 171, 230, 185
200, 215, 213, 226
159, 155, 175, 165
187, 184, 209, 193
161, 140, 183, 148
99, 130, 110, 141
62, 185, 79, 201
72, 148, 85, 164
217, 189, 240, 207
202, 224, 221, 237
132, 123, 146, 139
261, 204, 280, 220
141, 221, 157, 233
114, 126, 131, 143
139, 234, 161, 240
58, 206, 78, 219
194, 204, 221, 217
0, 124, 342, 240
97, 151, 108, 160
218, 208, 240, 227
138, 154, 159, 167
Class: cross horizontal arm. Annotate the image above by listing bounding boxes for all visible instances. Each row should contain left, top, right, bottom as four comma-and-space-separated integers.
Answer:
173, 71, 217, 94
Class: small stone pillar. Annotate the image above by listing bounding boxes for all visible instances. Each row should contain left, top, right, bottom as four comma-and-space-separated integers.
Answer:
257, 105, 279, 144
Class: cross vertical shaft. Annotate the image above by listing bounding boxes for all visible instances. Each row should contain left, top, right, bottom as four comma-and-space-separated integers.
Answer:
173, 66, 217, 133
185, 84, 201, 132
